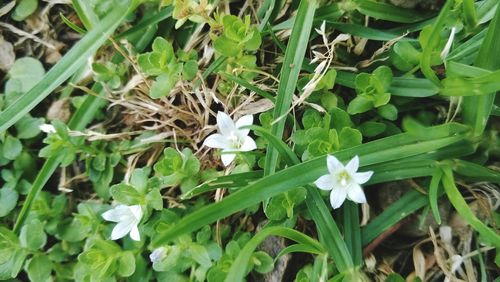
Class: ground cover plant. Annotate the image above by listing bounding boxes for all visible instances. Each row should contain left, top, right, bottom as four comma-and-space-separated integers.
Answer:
0, 0, 499, 281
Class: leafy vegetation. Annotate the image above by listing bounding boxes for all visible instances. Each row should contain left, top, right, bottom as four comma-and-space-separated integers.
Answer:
0, 0, 499, 281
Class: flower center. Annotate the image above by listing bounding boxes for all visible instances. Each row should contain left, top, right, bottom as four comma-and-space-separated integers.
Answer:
227, 132, 243, 149
337, 170, 350, 187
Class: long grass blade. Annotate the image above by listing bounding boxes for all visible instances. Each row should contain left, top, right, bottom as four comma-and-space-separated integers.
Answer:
264, 0, 317, 175
441, 167, 500, 247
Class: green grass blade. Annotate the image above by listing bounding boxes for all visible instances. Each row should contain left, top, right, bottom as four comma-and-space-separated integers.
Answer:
71, 0, 99, 29
222, 73, 275, 102
355, 0, 435, 23
115, 6, 173, 40
463, 0, 478, 30
328, 23, 417, 41
336, 71, 439, 97
275, 244, 324, 259
13, 156, 62, 233
181, 171, 264, 200
429, 170, 443, 224
153, 123, 468, 247
60, 12, 86, 34
0, 1, 131, 133
342, 201, 362, 266
442, 167, 500, 247
462, 4, 500, 137
304, 186, 353, 271
361, 190, 429, 245
264, 0, 317, 175
225, 226, 324, 282
451, 159, 500, 183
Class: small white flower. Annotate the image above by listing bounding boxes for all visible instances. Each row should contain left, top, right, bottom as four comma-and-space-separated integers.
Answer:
203, 111, 257, 166
314, 155, 373, 209
102, 204, 142, 241
39, 124, 56, 133
150, 247, 167, 263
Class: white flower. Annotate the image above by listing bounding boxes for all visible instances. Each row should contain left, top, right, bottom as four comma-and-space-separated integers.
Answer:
102, 204, 142, 241
203, 111, 257, 166
150, 247, 167, 263
39, 124, 56, 133
314, 155, 373, 209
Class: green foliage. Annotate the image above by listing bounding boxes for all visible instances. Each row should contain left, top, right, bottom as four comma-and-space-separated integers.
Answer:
1, 1, 499, 281
138, 37, 198, 98
154, 147, 201, 194
292, 109, 362, 160
77, 240, 136, 280
11, 0, 38, 21
348, 66, 393, 115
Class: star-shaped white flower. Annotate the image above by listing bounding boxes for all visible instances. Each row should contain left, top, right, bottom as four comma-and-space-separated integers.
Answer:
102, 204, 142, 241
150, 247, 167, 263
203, 111, 257, 166
314, 155, 373, 209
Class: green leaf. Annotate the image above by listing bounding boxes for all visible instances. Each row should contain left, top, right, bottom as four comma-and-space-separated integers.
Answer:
11, 0, 38, 21
110, 184, 143, 205
347, 96, 372, 115
5, 57, 45, 98
359, 121, 386, 137
377, 104, 398, 121
391, 41, 421, 72
339, 127, 362, 149
213, 35, 240, 57
15, 115, 44, 139
3, 135, 22, 160
19, 219, 47, 250
252, 251, 274, 273
117, 251, 136, 277
0, 187, 18, 217
25, 255, 53, 282
149, 73, 176, 98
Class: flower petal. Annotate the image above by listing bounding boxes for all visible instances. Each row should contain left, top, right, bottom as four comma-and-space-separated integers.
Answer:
326, 155, 343, 174
129, 225, 141, 241
102, 205, 127, 222
129, 205, 143, 221
240, 136, 257, 151
354, 171, 373, 185
203, 134, 230, 149
314, 174, 333, 190
329, 188, 347, 209
346, 184, 366, 204
111, 220, 133, 240
345, 155, 359, 175
221, 151, 236, 166
150, 247, 167, 263
217, 111, 235, 136
235, 114, 253, 136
